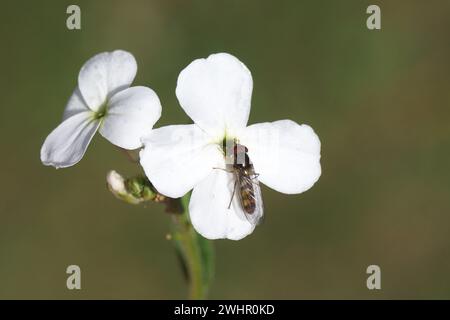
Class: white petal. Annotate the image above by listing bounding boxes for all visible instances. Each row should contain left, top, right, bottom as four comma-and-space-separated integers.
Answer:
40, 112, 100, 168
140, 124, 223, 198
239, 120, 321, 194
176, 53, 253, 139
99, 86, 162, 149
62, 86, 90, 121
189, 169, 255, 240
78, 50, 137, 111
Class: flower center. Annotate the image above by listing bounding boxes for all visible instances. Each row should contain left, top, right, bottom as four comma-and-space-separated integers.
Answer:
93, 103, 107, 120
222, 137, 243, 165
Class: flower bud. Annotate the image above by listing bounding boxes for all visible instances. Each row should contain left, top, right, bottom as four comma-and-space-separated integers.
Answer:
107, 170, 156, 204
107, 170, 127, 195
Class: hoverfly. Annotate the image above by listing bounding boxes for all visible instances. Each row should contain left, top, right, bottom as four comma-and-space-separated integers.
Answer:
222, 139, 264, 226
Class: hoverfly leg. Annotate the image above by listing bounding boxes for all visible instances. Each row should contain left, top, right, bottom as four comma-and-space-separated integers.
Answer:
212, 167, 234, 173
228, 179, 238, 209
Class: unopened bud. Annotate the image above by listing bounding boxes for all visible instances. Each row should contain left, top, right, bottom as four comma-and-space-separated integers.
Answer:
107, 170, 157, 204
107, 170, 127, 195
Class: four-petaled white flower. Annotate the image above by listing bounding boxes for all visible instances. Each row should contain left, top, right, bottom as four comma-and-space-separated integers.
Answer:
41, 50, 162, 168
139, 53, 321, 240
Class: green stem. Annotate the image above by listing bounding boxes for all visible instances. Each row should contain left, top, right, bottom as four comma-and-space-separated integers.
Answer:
171, 194, 214, 300
106, 172, 214, 300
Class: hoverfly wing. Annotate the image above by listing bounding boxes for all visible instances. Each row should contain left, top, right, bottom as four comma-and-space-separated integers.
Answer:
250, 175, 264, 226
237, 173, 264, 227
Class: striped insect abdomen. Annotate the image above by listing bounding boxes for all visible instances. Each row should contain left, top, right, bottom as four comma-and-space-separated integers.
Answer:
238, 167, 256, 214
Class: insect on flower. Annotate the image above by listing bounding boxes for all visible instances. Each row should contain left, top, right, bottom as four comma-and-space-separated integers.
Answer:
222, 139, 264, 226
140, 53, 321, 240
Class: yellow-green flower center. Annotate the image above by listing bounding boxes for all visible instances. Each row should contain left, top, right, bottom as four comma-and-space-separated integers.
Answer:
93, 103, 107, 120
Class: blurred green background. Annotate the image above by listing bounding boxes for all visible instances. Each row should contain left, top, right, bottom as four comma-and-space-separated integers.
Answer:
1, 0, 449, 299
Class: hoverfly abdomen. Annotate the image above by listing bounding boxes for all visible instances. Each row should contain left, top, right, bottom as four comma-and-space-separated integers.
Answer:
224, 139, 264, 226
239, 168, 257, 214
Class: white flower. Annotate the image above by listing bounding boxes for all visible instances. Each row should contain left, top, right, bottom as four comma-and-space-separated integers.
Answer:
41, 50, 162, 168
140, 53, 321, 240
